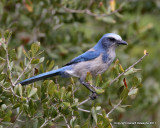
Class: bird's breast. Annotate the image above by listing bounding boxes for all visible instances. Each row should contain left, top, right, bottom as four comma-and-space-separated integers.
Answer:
65, 53, 115, 78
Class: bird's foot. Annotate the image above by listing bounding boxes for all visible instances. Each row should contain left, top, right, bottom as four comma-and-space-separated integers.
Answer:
90, 92, 98, 100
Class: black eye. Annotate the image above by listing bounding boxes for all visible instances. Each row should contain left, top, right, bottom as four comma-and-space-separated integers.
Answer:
108, 37, 116, 41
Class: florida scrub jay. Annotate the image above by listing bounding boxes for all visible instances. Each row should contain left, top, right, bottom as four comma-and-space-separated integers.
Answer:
18, 33, 128, 99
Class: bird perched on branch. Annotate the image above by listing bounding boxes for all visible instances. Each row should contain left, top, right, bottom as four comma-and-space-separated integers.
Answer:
18, 33, 127, 99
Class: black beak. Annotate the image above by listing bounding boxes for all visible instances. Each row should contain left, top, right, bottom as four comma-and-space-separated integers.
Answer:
117, 40, 128, 45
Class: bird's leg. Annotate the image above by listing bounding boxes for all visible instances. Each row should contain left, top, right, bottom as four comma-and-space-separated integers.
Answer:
79, 78, 98, 100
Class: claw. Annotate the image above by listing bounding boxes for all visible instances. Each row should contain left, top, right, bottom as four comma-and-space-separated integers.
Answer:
90, 92, 98, 100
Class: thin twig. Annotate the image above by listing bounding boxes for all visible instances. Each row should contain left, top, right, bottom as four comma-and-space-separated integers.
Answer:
106, 100, 122, 117
109, 53, 149, 85
10, 87, 21, 98
78, 97, 91, 106
40, 114, 62, 128
78, 108, 90, 113
62, 1, 125, 17
14, 58, 32, 85
62, 7, 122, 17
52, 114, 61, 122
62, 115, 70, 128
40, 118, 49, 128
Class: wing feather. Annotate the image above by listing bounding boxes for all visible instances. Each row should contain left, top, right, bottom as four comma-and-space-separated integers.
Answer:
63, 50, 100, 66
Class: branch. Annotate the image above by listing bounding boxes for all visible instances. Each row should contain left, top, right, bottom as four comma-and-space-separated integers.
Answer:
40, 118, 48, 128
62, 115, 70, 128
14, 58, 32, 85
106, 100, 122, 117
62, 6, 123, 17
40, 114, 62, 128
78, 108, 90, 113
61, 0, 126, 17
109, 53, 149, 85
78, 97, 91, 106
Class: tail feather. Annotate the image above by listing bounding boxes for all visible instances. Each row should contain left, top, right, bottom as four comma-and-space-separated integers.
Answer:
18, 69, 60, 86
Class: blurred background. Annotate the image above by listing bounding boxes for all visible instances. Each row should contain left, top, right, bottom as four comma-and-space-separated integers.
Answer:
0, 0, 160, 128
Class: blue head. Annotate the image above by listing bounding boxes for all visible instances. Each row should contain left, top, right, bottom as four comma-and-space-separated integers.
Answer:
94, 33, 127, 50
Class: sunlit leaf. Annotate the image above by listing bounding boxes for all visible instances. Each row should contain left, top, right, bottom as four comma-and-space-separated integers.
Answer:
95, 88, 104, 94
124, 68, 141, 75
128, 87, 138, 96
28, 87, 37, 98
119, 64, 124, 72
18, 84, 23, 97
31, 42, 40, 57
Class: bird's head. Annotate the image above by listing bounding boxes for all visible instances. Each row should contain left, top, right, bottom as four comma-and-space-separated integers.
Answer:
100, 33, 128, 48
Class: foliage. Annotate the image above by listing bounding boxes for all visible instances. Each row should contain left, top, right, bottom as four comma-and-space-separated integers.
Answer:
0, 0, 160, 128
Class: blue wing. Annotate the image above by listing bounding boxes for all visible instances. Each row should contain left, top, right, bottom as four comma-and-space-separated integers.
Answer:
63, 50, 100, 66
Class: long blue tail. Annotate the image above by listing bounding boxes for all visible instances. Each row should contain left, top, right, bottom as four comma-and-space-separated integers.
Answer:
18, 67, 69, 86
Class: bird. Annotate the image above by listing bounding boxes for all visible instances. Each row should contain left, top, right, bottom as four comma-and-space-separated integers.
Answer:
18, 33, 128, 99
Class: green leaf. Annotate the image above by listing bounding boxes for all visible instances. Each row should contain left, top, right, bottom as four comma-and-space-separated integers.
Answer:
31, 42, 40, 57
70, 116, 76, 128
124, 68, 141, 75
102, 109, 106, 118
4, 30, 12, 41
95, 88, 104, 95
31, 58, 40, 64
26, 86, 32, 96
128, 87, 138, 96
18, 84, 23, 97
28, 87, 37, 98
0, 74, 5, 81
120, 87, 129, 100
60, 87, 66, 100
131, 76, 142, 87
48, 81, 56, 96
119, 64, 124, 72
12, 103, 21, 109
0, 57, 6, 62
63, 102, 70, 108
81, 120, 90, 128
14, 84, 19, 94
91, 107, 97, 124
3, 110, 12, 122
9, 49, 16, 61
23, 48, 30, 59
47, 60, 54, 71
96, 74, 103, 87
50, 107, 58, 118
97, 112, 110, 127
